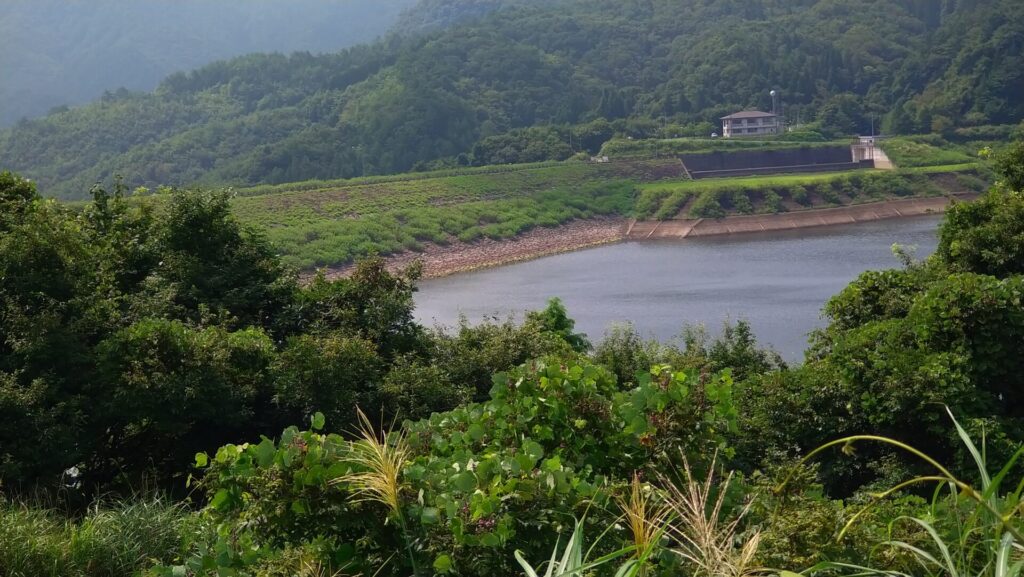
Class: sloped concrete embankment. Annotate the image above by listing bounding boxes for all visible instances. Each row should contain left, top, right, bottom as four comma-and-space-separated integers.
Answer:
627, 194, 974, 240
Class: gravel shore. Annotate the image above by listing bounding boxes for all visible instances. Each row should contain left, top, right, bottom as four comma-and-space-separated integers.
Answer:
320, 217, 628, 279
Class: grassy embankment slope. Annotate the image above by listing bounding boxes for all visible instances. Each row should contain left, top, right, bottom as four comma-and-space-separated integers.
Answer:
631, 135, 986, 219
231, 158, 683, 269
231, 137, 989, 270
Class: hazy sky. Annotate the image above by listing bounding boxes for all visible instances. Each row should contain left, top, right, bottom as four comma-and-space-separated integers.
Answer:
0, 0, 417, 126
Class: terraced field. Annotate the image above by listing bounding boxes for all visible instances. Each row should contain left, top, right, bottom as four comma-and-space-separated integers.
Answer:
232, 158, 684, 268
633, 164, 988, 220
230, 136, 992, 271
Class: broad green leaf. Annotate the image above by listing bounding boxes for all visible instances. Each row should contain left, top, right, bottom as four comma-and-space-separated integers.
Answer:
524, 440, 544, 462
454, 471, 477, 492
254, 438, 275, 468
421, 506, 440, 525
210, 489, 231, 510
434, 554, 453, 573
542, 455, 562, 472
311, 411, 325, 431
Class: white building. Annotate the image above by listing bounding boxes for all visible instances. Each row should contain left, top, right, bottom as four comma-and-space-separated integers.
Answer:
720, 111, 781, 138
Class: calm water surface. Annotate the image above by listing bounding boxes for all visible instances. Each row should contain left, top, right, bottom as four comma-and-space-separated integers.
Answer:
414, 215, 942, 361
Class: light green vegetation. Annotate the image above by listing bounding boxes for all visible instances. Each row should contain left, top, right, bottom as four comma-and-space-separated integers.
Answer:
0, 498, 197, 577
227, 137, 993, 268
599, 136, 842, 157
880, 136, 978, 167
901, 162, 981, 173
634, 164, 986, 220
233, 161, 568, 199
640, 170, 871, 194
232, 159, 681, 268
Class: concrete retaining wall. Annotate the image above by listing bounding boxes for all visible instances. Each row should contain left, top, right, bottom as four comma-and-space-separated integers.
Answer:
626, 194, 976, 240
680, 146, 852, 178
690, 160, 872, 179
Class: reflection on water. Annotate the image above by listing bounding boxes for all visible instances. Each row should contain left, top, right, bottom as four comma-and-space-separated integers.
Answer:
414, 215, 942, 362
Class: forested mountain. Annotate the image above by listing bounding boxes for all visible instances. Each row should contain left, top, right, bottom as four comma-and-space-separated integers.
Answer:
2, 0, 1022, 199
394, 0, 544, 32
0, 0, 416, 127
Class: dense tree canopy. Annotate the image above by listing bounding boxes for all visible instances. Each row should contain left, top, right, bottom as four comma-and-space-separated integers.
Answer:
0, 174, 586, 492
3, 145, 1024, 575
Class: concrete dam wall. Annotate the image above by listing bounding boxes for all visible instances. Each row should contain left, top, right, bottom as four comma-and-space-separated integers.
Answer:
680, 145, 871, 179
626, 195, 974, 240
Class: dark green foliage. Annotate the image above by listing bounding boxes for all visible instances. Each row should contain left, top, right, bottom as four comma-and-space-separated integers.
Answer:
378, 356, 474, 420
271, 333, 383, 428
790, 185, 811, 206
427, 316, 574, 400
524, 298, 591, 352
0, 170, 38, 217
471, 126, 574, 165
152, 190, 296, 330
817, 94, 868, 137
191, 424, 397, 575
690, 190, 726, 218
92, 321, 275, 485
592, 324, 664, 388
762, 190, 785, 214
185, 356, 739, 576
748, 463, 927, 573
938, 189, 1024, 277
740, 151, 1024, 493
821, 269, 928, 332
4, 0, 1022, 199
685, 321, 786, 382
287, 261, 425, 359
0, 174, 613, 494
996, 141, 1024, 191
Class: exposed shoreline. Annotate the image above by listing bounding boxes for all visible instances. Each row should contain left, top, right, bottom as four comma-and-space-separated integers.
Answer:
627, 193, 975, 240
318, 217, 628, 280
317, 194, 974, 280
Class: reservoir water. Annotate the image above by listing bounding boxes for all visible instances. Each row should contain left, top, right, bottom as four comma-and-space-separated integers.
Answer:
414, 215, 943, 361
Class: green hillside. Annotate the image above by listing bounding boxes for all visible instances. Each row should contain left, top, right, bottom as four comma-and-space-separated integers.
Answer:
0, 0, 416, 127
219, 136, 987, 270
2, 0, 1022, 199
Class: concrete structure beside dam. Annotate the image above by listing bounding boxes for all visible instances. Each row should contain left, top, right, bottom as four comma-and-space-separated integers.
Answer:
678, 143, 889, 179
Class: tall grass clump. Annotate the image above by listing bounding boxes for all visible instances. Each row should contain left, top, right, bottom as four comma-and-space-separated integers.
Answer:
514, 517, 646, 577
617, 473, 671, 576
784, 407, 1024, 577
0, 496, 197, 577
662, 457, 765, 577
332, 407, 416, 575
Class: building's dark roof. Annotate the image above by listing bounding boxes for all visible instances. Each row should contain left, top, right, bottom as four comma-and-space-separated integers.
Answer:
720, 110, 777, 120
